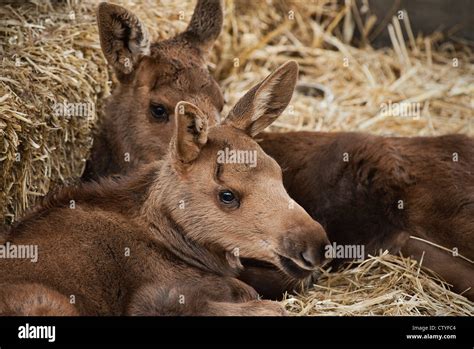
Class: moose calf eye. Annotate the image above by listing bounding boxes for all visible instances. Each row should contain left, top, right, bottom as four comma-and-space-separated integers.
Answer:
218, 190, 239, 208
150, 103, 169, 122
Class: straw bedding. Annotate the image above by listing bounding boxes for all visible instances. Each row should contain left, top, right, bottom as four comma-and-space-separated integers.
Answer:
283, 252, 473, 316
0, 0, 472, 315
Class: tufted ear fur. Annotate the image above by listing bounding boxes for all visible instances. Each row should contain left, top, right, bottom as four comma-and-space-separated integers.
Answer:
223, 61, 298, 137
97, 2, 150, 80
179, 0, 224, 56
171, 101, 209, 167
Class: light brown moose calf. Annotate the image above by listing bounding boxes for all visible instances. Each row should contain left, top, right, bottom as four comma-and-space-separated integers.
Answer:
0, 62, 329, 316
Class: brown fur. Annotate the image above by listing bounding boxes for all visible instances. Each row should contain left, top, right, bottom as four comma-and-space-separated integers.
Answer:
257, 131, 474, 299
1, 62, 328, 315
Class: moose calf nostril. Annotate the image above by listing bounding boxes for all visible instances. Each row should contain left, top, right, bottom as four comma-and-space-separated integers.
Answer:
301, 249, 318, 268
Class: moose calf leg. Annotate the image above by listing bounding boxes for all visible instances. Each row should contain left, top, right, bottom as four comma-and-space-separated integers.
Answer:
127, 277, 286, 316
238, 265, 314, 300
204, 299, 287, 316
0, 283, 78, 316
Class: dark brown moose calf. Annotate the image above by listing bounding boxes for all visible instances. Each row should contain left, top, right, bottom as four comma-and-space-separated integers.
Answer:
82, 0, 225, 180
83, 2, 474, 300
0, 62, 329, 315
256, 132, 474, 299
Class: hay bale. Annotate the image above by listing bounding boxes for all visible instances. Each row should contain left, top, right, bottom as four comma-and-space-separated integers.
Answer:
0, 1, 109, 224
1, 0, 472, 314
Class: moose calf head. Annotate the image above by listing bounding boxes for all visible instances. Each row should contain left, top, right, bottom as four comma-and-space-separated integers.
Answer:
146, 61, 330, 280
96, 1, 225, 169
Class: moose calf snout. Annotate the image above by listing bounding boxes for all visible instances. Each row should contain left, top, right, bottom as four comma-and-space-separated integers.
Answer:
300, 244, 327, 268
280, 222, 330, 270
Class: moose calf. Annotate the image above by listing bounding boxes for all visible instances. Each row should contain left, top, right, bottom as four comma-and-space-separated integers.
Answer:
0, 62, 329, 315
82, 1, 225, 179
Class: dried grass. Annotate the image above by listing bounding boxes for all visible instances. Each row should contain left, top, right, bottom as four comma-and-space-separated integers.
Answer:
1, 0, 473, 314
216, 1, 473, 137
283, 252, 474, 316
0, 0, 109, 224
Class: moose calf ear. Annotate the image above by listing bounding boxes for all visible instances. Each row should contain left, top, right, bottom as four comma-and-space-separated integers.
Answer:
180, 0, 224, 55
97, 2, 150, 78
172, 102, 209, 165
223, 61, 299, 137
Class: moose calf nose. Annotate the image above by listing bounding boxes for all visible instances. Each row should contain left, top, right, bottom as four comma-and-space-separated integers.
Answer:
281, 220, 330, 270
300, 242, 328, 268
